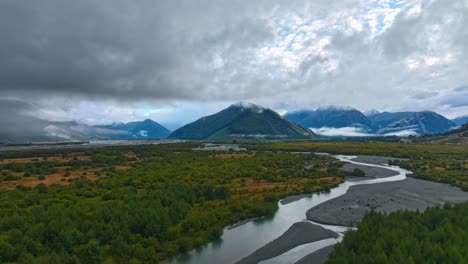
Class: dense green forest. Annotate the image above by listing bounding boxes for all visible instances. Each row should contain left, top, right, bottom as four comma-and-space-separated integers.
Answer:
0, 143, 342, 263
327, 203, 468, 264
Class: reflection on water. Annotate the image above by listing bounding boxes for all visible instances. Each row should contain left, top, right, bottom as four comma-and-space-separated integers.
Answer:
164, 155, 410, 264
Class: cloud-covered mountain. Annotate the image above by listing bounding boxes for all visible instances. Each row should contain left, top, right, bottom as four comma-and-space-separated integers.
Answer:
0, 115, 170, 144
375, 111, 456, 135
168, 102, 316, 140
285, 108, 458, 137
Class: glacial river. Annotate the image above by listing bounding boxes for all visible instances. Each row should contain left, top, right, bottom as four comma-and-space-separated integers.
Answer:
165, 155, 411, 264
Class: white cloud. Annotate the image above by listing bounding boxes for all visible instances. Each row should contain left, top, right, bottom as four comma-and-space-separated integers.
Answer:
311, 126, 419, 137
311, 127, 374, 137
384, 129, 419, 137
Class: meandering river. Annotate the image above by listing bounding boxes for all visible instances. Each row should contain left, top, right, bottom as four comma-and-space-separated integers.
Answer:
165, 155, 411, 264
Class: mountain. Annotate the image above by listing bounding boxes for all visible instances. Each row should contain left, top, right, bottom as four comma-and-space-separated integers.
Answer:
97, 119, 170, 139
368, 112, 416, 130
0, 117, 170, 143
418, 123, 468, 145
376, 111, 456, 135
167, 102, 316, 140
452, 116, 468, 126
285, 108, 456, 136
284, 107, 372, 129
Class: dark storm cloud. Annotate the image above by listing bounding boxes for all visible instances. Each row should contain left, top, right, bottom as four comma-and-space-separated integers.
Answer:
0, 0, 277, 100
0, 99, 47, 137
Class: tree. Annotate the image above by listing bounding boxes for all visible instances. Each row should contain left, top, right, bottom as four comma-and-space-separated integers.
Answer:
76, 240, 102, 264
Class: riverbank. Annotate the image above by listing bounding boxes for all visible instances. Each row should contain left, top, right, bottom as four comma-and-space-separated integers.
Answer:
295, 245, 335, 264
252, 154, 468, 264
227, 217, 260, 230
236, 222, 338, 264
305, 155, 468, 227
306, 177, 468, 226
165, 153, 467, 264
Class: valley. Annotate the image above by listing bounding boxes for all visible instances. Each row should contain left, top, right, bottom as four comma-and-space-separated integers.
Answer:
0, 141, 466, 263
2, 1, 467, 263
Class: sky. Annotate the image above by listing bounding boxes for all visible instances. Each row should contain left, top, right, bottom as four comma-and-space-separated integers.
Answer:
0, 0, 467, 130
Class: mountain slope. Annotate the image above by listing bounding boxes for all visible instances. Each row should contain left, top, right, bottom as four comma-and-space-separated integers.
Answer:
368, 112, 416, 129
98, 119, 170, 139
418, 123, 468, 144
168, 102, 315, 140
376, 111, 456, 135
452, 116, 468, 126
285, 107, 372, 129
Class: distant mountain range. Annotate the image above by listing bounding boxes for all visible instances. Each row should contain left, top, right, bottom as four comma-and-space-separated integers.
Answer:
0, 118, 170, 143
285, 107, 459, 136
167, 102, 315, 140
373, 111, 455, 135
1, 102, 466, 143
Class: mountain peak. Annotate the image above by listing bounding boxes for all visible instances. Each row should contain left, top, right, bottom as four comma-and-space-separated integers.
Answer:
168, 103, 315, 140
285, 107, 372, 129
230, 102, 267, 113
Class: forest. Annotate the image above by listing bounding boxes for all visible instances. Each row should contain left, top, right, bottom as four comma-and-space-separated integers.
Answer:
327, 203, 468, 264
0, 143, 342, 263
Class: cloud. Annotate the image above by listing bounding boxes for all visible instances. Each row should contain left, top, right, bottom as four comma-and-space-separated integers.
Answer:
437, 85, 468, 108
311, 126, 418, 137
0, 99, 49, 141
0, 0, 467, 125
383, 129, 418, 137
311, 127, 374, 137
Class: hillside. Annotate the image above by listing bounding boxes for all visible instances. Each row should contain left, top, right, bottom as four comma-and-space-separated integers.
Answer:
97, 119, 170, 139
452, 116, 468, 126
168, 102, 316, 140
418, 123, 468, 144
285, 107, 372, 129
376, 111, 456, 135
368, 112, 415, 129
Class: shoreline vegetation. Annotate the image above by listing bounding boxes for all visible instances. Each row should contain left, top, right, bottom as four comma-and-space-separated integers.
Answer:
327, 203, 468, 263
0, 141, 466, 263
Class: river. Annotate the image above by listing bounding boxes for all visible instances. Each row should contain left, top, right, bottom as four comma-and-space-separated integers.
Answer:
165, 154, 411, 264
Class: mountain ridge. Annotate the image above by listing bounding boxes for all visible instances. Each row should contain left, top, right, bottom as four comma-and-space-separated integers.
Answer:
285, 108, 457, 136
285, 107, 373, 129
168, 103, 315, 140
